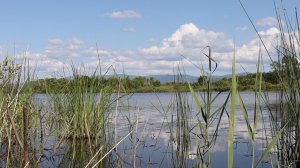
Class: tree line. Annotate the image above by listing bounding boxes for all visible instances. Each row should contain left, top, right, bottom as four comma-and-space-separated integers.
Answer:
30, 76, 161, 93
19, 53, 300, 93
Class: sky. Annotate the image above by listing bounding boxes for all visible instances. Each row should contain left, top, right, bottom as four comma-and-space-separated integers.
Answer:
0, 0, 299, 78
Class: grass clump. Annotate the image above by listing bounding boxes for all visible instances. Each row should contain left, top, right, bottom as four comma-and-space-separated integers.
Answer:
48, 64, 116, 140
0, 56, 38, 167
182, 47, 230, 167
239, 0, 300, 167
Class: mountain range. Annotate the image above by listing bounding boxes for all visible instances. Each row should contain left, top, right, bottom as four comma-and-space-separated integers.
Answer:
65, 73, 248, 84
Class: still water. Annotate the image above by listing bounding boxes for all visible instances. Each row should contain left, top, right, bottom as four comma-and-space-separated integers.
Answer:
4, 92, 281, 167
109, 92, 279, 168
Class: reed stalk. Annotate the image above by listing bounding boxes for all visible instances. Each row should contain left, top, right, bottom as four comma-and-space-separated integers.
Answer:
0, 56, 38, 167
228, 47, 236, 168
183, 47, 230, 167
239, 0, 299, 167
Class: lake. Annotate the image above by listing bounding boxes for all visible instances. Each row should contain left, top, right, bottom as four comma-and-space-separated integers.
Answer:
109, 92, 279, 168
1, 92, 280, 167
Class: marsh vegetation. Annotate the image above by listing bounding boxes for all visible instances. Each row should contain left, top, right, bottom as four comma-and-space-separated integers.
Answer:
1, 2, 300, 168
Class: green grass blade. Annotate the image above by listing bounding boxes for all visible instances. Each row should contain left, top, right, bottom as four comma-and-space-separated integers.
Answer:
228, 49, 237, 168
254, 50, 262, 130
188, 83, 207, 124
255, 120, 290, 168
238, 91, 254, 141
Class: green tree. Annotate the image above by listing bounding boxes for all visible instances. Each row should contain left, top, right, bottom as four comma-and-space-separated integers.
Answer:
198, 75, 207, 85
282, 55, 298, 68
132, 76, 147, 88
152, 80, 161, 87
149, 77, 160, 87
263, 72, 279, 84
107, 77, 120, 88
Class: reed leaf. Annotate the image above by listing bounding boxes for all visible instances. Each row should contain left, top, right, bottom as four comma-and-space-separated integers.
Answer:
238, 91, 254, 141
228, 48, 237, 168
188, 82, 206, 124
255, 119, 290, 168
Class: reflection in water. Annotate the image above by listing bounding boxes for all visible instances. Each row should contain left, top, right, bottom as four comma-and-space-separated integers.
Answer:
111, 92, 278, 167
0, 92, 280, 167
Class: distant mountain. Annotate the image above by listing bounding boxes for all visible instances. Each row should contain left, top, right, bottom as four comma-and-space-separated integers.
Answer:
103, 74, 136, 79
146, 75, 198, 83
147, 72, 249, 84
99, 74, 198, 83
67, 72, 250, 84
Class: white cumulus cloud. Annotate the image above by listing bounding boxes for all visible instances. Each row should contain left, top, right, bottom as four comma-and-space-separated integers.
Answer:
139, 23, 280, 73
45, 38, 86, 60
5, 23, 283, 77
104, 10, 141, 19
139, 23, 234, 59
256, 17, 277, 26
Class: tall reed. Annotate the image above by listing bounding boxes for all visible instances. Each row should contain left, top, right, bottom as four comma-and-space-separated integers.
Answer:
183, 47, 230, 168
271, 6, 300, 167
0, 56, 38, 167
173, 71, 191, 167
48, 64, 115, 140
239, 0, 300, 167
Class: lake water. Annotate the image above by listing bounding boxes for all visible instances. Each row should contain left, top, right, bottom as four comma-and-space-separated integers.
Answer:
1, 92, 281, 167
109, 92, 279, 168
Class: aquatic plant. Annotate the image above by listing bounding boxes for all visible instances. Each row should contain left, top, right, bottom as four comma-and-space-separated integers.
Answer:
0, 56, 38, 167
239, 0, 300, 167
47, 63, 116, 140
179, 47, 231, 167
269, 7, 300, 168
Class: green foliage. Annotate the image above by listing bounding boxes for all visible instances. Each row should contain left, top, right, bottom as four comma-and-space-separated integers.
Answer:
197, 75, 207, 85
29, 71, 286, 93
30, 75, 162, 93
48, 65, 115, 139
262, 71, 279, 84
213, 77, 231, 91
0, 57, 22, 79
228, 51, 236, 168
0, 56, 38, 167
239, 0, 300, 166
183, 47, 231, 167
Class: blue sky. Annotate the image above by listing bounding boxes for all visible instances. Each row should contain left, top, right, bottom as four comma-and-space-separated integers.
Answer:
0, 0, 299, 77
